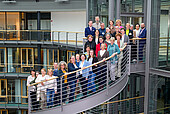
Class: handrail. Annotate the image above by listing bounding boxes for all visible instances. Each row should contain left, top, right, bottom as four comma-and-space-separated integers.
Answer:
129, 38, 146, 40
0, 30, 84, 33
102, 96, 144, 105
29, 45, 127, 87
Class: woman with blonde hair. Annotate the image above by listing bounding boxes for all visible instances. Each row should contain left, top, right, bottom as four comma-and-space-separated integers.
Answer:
35, 68, 48, 109
116, 19, 123, 30
46, 69, 57, 107
58, 61, 68, 105
97, 43, 109, 89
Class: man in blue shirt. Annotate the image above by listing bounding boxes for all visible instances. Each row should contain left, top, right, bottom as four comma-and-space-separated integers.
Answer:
85, 21, 96, 37
99, 23, 106, 38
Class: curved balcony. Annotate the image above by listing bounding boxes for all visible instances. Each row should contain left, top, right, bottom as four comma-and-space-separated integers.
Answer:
28, 45, 130, 114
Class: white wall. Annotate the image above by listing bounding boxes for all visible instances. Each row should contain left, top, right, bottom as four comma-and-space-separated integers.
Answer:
51, 11, 86, 43
51, 11, 86, 32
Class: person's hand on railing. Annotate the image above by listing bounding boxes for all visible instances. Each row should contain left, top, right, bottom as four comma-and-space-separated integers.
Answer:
86, 78, 88, 80
120, 48, 123, 51
124, 43, 127, 45
41, 82, 44, 86
111, 53, 116, 57
103, 58, 106, 61
55, 91, 57, 94
81, 67, 85, 70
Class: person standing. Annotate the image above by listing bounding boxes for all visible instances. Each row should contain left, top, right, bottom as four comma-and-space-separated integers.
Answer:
107, 37, 120, 81
96, 36, 108, 57
115, 33, 125, 78
46, 69, 57, 107
27, 69, 38, 111
84, 35, 96, 53
115, 19, 123, 31
79, 54, 90, 98
58, 61, 68, 105
138, 23, 147, 61
85, 21, 96, 37
97, 43, 109, 89
53, 62, 59, 106
68, 56, 80, 103
109, 20, 115, 35
92, 16, 101, 29
94, 29, 100, 44
35, 68, 48, 109
99, 23, 106, 37
125, 23, 133, 42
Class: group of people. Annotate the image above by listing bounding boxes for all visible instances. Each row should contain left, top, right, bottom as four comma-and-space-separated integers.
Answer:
85, 16, 147, 61
27, 16, 147, 111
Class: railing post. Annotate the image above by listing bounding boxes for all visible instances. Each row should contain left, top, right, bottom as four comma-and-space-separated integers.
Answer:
52, 31, 54, 44
106, 61, 109, 95
66, 32, 68, 45
28, 86, 31, 114
128, 45, 131, 75
60, 77, 63, 112
76, 33, 78, 47
137, 40, 139, 63
58, 32, 60, 43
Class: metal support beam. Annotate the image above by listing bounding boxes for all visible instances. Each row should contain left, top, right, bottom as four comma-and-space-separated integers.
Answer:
144, 0, 152, 113
116, 0, 121, 19
86, 0, 89, 26
109, 0, 114, 21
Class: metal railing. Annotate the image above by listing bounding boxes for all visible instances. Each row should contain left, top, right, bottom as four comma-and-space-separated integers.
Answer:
0, 30, 84, 47
85, 96, 144, 114
28, 45, 130, 113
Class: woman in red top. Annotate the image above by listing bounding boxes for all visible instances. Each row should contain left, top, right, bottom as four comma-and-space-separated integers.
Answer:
95, 36, 108, 57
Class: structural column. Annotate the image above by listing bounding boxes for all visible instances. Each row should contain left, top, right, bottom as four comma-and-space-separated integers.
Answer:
109, 0, 115, 21
116, 0, 121, 19
37, 11, 41, 71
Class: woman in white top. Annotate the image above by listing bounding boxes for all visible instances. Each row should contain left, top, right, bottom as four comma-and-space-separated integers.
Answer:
46, 69, 57, 107
35, 68, 48, 109
27, 69, 37, 111
97, 44, 109, 89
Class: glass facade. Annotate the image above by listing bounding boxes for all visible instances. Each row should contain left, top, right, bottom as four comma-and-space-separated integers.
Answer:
150, 0, 170, 69
149, 75, 170, 113
0, 79, 27, 104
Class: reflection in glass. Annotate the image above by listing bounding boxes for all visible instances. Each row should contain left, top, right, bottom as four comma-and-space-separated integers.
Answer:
22, 49, 26, 65
7, 79, 21, 103
0, 80, 6, 96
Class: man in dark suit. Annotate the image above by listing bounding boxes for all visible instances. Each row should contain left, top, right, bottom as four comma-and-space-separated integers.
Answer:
138, 23, 147, 61
85, 21, 96, 37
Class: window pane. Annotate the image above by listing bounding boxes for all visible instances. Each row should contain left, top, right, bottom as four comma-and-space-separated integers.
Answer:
1, 80, 6, 96
22, 49, 26, 65
0, 48, 6, 72
48, 49, 53, 65
0, 12, 5, 39
22, 80, 27, 96
6, 12, 20, 40
28, 49, 33, 65
7, 79, 21, 103
2, 111, 7, 114
54, 50, 58, 63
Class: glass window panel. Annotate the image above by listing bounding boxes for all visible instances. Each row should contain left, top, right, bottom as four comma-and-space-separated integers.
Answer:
0, 48, 5, 65
22, 49, 26, 65
0, 12, 5, 39
2, 111, 7, 114
28, 49, 33, 65
21, 80, 27, 96
1, 80, 7, 96
6, 12, 20, 40
54, 50, 58, 63
48, 49, 53, 65
7, 79, 21, 104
